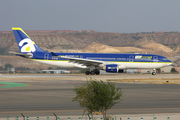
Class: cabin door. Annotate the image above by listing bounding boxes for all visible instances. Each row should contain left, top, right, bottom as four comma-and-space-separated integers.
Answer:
129, 55, 134, 62
44, 54, 49, 60
153, 56, 158, 62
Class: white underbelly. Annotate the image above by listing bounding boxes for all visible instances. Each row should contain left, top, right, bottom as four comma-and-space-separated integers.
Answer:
33, 60, 87, 68
118, 62, 170, 69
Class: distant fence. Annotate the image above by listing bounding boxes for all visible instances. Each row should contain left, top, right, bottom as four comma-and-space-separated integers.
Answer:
4, 116, 172, 120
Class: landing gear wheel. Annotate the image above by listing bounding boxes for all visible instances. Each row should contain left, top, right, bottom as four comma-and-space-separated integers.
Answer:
152, 69, 156, 75
95, 71, 100, 75
85, 71, 90, 75
152, 72, 156, 75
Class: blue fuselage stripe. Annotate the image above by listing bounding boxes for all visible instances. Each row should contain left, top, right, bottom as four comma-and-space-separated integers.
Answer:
31, 52, 172, 63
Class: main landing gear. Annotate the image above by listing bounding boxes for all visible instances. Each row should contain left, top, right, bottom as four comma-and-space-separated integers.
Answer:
85, 70, 100, 75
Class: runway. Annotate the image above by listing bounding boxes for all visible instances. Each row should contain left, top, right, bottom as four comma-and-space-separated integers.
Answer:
1, 73, 180, 79
0, 74, 180, 117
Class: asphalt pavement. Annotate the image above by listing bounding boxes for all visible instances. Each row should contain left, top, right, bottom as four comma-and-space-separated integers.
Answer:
0, 74, 180, 119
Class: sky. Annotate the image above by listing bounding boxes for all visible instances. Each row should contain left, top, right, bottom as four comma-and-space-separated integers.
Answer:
1, 0, 180, 33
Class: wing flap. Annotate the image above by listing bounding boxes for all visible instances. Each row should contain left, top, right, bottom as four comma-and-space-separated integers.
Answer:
57, 56, 104, 66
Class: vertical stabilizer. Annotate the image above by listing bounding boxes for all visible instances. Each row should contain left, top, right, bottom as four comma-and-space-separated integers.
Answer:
12, 27, 45, 53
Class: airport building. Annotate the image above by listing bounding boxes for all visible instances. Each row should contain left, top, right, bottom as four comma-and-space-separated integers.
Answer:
42, 70, 72, 74
101, 66, 173, 74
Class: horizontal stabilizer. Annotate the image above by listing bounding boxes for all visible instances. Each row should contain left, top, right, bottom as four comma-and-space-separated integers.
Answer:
9, 51, 33, 58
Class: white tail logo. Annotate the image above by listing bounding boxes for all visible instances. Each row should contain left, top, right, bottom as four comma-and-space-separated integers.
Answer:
19, 38, 36, 52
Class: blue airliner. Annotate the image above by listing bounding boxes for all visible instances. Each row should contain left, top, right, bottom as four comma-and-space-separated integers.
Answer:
12, 27, 172, 75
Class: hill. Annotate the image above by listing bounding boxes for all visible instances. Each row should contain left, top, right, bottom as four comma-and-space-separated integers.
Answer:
82, 41, 173, 55
1, 32, 180, 53
0, 31, 180, 68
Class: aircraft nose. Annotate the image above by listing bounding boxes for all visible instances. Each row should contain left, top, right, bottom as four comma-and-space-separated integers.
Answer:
168, 60, 173, 65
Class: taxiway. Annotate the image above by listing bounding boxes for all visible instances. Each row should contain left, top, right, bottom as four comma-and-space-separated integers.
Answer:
0, 74, 180, 118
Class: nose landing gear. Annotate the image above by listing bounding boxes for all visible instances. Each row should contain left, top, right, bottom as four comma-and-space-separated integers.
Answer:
152, 69, 156, 75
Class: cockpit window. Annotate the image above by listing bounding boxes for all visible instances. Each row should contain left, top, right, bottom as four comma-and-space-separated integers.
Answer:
163, 58, 168, 60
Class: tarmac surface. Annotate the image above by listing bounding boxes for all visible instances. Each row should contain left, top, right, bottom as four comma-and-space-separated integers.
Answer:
0, 74, 180, 120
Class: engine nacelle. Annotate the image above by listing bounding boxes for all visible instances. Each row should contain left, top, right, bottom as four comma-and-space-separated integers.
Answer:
103, 64, 124, 73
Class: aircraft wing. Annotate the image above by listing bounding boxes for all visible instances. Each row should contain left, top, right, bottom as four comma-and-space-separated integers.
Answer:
59, 56, 105, 66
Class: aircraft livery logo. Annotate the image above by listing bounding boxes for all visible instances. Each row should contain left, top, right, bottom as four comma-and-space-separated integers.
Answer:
135, 55, 152, 59
19, 38, 36, 52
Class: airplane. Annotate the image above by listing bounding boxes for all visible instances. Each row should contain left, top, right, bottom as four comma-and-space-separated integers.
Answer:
11, 27, 172, 75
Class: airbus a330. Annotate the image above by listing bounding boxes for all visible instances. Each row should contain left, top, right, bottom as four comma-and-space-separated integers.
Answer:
12, 27, 172, 75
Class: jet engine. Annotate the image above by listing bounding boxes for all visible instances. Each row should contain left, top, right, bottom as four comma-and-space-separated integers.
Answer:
102, 64, 125, 73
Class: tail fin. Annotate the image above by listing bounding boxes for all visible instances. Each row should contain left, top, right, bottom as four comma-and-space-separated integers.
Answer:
12, 27, 45, 53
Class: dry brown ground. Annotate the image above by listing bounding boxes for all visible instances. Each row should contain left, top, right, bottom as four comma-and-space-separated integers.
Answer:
1, 74, 180, 85
111, 78, 180, 84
